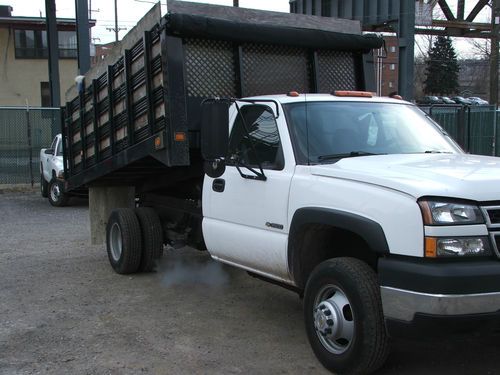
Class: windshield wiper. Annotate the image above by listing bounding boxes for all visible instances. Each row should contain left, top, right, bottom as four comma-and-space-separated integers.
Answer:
318, 151, 382, 162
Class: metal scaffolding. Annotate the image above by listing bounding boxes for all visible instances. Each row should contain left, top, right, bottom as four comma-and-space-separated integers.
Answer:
290, 0, 499, 104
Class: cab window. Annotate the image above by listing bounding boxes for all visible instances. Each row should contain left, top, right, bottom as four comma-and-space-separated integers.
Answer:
228, 105, 284, 170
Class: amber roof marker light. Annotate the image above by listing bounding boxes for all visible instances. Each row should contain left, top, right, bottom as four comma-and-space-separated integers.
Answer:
332, 90, 373, 98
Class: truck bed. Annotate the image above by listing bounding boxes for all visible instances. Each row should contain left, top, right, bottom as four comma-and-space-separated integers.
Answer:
62, 0, 382, 193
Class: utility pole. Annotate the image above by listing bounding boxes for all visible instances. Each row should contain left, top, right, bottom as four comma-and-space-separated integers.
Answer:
45, 0, 60, 107
490, 0, 500, 106
114, 0, 119, 42
75, 0, 91, 75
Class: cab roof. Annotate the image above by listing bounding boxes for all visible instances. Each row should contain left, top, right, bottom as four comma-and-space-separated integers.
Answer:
242, 93, 412, 106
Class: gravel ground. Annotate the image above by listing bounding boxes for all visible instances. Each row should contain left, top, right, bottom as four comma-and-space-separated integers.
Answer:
1, 190, 500, 375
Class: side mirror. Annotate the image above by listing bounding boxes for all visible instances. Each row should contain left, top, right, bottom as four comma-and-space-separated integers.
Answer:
44, 149, 54, 155
201, 100, 230, 178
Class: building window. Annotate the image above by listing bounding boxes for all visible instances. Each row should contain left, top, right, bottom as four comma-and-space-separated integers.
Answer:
311, 0, 316, 15
321, 0, 331, 16
290, 1, 297, 13
15, 29, 77, 59
390, 64, 396, 70
40, 82, 51, 107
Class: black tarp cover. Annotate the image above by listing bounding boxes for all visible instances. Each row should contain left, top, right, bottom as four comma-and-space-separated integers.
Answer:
164, 13, 383, 53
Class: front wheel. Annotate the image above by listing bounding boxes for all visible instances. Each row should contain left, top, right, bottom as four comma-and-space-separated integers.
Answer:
304, 257, 389, 374
48, 179, 69, 207
40, 173, 48, 198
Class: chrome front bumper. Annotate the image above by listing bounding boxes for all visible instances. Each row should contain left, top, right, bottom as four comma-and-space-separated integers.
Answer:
380, 286, 500, 322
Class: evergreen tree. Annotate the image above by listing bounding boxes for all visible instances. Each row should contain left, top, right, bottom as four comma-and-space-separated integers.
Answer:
424, 36, 460, 96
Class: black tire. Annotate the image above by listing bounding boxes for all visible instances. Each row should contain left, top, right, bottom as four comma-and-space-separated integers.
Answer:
106, 208, 142, 274
134, 207, 163, 272
48, 179, 69, 207
304, 257, 389, 374
40, 173, 48, 198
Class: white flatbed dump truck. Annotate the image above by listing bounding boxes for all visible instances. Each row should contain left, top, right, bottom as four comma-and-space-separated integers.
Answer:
60, 1, 500, 373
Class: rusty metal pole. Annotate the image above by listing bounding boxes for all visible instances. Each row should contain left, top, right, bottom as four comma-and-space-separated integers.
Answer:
490, 0, 500, 105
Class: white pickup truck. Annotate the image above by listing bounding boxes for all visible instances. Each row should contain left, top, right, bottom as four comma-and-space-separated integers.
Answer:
92, 91, 500, 374
40, 134, 68, 206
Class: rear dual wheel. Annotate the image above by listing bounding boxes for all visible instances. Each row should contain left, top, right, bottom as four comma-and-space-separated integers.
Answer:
106, 207, 163, 274
135, 207, 163, 272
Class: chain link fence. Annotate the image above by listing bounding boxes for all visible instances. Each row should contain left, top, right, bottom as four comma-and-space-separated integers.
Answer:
420, 105, 499, 156
1, 104, 499, 185
0, 107, 60, 185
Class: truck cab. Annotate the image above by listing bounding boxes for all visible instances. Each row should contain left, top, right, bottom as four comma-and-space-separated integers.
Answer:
201, 92, 500, 373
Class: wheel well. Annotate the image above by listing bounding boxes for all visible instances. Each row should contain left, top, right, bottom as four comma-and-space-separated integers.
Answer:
291, 224, 379, 289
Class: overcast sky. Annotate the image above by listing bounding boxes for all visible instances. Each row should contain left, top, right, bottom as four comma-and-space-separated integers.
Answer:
2, 0, 492, 58
5, 0, 290, 44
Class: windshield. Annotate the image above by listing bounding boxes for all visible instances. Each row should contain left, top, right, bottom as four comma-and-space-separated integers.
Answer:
283, 101, 462, 164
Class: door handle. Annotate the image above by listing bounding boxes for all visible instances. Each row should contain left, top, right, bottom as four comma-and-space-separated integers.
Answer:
212, 178, 225, 193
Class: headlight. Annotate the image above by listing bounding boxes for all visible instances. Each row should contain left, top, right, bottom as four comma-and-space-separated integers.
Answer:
418, 200, 484, 225
425, 236, 492, 258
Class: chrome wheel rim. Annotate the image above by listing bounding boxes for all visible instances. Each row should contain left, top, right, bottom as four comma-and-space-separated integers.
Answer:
50, 182, 60, 202
110, 223, 122, 262
313, 284, 355, 355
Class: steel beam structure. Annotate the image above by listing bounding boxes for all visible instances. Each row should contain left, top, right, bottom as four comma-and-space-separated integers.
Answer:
75, 0, 91, 75
290, 0, 415, 100
399, 0, 416, 101
291, 0, 498, 103
45, 0, 60, 107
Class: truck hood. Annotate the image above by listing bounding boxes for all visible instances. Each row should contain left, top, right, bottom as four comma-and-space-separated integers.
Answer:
310, 154, 500, 201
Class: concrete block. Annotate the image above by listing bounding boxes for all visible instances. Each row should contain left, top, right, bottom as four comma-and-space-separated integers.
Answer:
89, 186, 135, 245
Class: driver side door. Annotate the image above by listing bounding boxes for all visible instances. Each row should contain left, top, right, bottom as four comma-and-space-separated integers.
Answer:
202, 103, 294, 282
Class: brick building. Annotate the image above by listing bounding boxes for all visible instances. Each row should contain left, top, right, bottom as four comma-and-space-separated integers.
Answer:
374, 35, 399, 96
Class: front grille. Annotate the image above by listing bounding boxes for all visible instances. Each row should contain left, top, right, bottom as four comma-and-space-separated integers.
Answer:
481, 205, 500, 259
487, 209, 500, 224
481, 206, 500, 228
490, 233, 500, 258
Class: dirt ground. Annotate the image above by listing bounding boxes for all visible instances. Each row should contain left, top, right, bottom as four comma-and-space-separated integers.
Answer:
1, 190, 500, 375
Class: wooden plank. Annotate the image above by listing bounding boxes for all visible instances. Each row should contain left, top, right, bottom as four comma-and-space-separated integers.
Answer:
124, 49, 134, 146
107, 66, 116, 155
91, 79, 99, 162
143, 31, 154, 136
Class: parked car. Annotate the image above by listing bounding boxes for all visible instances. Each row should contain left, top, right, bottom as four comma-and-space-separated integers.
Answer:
418, 95, 443, 105
439, 96, 456, 104
452, 96, 473, 105
468, 97, 489, 105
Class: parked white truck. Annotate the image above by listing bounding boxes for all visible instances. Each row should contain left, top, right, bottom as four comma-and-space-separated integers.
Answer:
60, 2, 500, 374
40, 134, 68, 206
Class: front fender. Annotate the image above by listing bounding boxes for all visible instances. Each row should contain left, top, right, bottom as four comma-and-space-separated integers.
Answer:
288, 207, 390, 287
